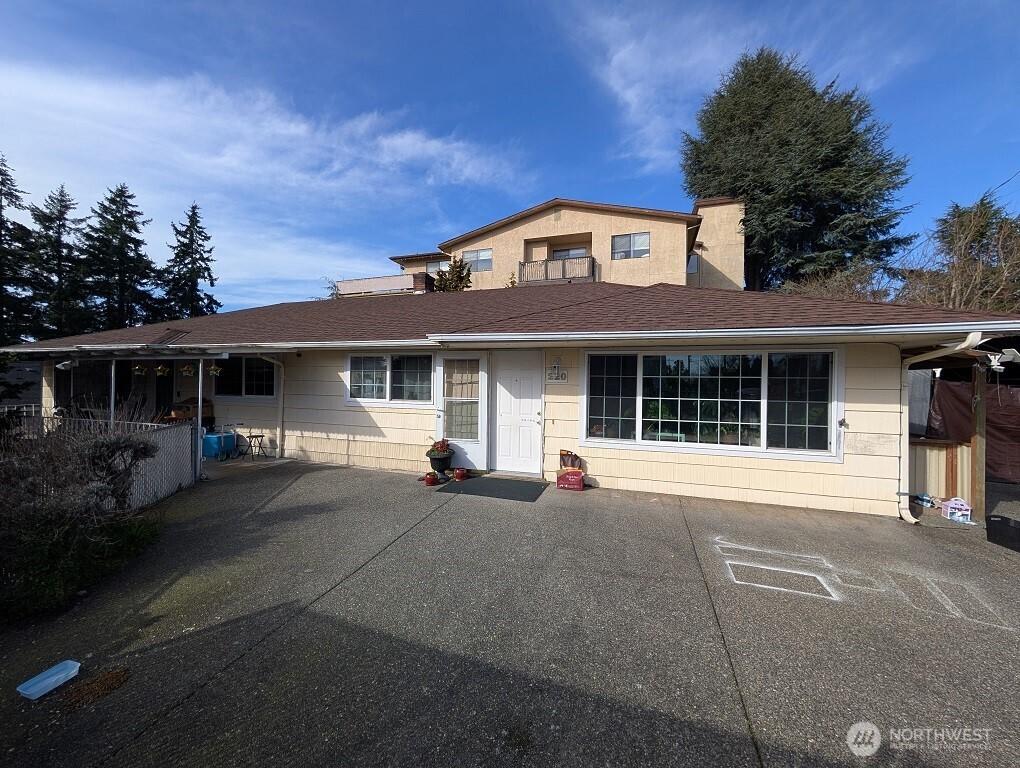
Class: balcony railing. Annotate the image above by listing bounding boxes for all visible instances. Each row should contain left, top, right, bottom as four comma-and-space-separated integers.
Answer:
519, 256, 594, 284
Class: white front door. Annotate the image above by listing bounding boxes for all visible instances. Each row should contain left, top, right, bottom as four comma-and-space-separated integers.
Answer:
436, 354, 487, 469
492, 350, 543, 474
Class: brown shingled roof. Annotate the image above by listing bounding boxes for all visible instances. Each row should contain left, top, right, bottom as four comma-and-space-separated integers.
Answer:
8, 282, 1020, 355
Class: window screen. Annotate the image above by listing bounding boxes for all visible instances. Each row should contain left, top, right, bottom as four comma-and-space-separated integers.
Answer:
462, 248, 493, 272
611, 232, 650, 260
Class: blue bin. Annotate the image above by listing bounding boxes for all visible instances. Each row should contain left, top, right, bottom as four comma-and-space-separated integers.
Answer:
202, 432, 236, 459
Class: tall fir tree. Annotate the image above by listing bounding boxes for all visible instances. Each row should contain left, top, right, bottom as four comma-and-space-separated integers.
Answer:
29, 185, 91, 339
0, 154, 34, 346
681, 48, 913, 290
81, 184, 157, 330
159, 203, 221, 318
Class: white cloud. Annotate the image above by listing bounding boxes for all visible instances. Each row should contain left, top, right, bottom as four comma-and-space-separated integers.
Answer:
0, 61, 527, 307
574, 5, 758, 172
568, 1, 925, 174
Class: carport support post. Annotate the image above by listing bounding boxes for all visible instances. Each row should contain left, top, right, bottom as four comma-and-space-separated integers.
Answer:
195, 358, 204, 481
970, 363, 986, 521
109, 359, 116, 426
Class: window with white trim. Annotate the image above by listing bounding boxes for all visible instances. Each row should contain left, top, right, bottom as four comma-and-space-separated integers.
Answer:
215, 357, 276, 398
462, 248, 493, 272
426, 259, 448, 274
349, 354, 433, 402
611, 232, 650, 260
586, 351, 833, 453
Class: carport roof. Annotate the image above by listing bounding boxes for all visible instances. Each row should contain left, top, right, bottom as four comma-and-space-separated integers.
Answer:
6, 282, 1020, 356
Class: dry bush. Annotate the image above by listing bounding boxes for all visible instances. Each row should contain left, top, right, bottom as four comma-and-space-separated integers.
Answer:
0, 412, 160, 618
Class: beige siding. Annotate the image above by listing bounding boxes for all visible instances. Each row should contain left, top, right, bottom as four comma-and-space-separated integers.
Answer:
281, 351, 434, 472
542, 344, 904, 516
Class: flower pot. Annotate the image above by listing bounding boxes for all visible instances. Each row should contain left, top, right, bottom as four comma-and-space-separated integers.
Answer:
428, 452, 453, 474
454, 467, 467, 481
424, 473, 439, 487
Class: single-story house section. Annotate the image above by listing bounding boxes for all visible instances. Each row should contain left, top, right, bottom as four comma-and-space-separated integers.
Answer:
8, 281, 1020, 520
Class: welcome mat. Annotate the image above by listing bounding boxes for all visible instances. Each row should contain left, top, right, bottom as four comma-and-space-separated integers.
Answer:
436, 476, 548, 503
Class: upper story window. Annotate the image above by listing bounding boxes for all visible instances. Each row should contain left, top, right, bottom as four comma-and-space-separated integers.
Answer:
215, 357, 276, 398
349, 354, 433, 403
611, 232, 650, 260
426, 259, 448, 275
586, 351, 834, 454
551, 247, 587, 260
462, 248, 493, 272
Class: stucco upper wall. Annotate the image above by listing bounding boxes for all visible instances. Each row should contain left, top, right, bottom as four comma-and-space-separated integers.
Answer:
418, 205, 693, 290
691, 201, 745, 290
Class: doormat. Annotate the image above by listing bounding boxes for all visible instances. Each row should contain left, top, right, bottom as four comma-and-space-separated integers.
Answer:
436, 476, 548, 503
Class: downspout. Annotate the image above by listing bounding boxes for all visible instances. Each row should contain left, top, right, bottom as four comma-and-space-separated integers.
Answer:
259, 355, 285, 458
898, 332, 983, 524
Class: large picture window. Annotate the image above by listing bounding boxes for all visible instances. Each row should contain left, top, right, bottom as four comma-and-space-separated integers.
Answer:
586, 350, 834, 454
641, 354, 761, 446
215, 357, 276, 398
349, 354, 433, 403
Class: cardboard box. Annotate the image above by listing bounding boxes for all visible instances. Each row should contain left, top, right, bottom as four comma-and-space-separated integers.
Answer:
556, 468, 584, 491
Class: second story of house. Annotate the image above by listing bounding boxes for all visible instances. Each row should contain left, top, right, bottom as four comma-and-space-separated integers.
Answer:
335, 197, 745, 296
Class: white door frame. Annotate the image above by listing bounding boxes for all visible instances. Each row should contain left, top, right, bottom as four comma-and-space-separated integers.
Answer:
435, 352, 488, 470
489, 349, 545, 475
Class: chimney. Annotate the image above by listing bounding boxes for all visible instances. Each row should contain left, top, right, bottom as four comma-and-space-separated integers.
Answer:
412, 271, 435, 293
690, 198, 745, 291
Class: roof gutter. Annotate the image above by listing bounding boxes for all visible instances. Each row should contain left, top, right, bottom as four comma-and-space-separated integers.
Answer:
0, 339, 438, 355
426, 321, 1020, 343
896, 332, 985, 524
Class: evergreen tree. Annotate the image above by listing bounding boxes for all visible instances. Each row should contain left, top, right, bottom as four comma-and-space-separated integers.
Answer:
29, 185, 91, 339
0, 154, 34, 346
434, 256, 472, 291
81, 184, 157, 330
159, 203, 221, 318
681, 48, 914, 290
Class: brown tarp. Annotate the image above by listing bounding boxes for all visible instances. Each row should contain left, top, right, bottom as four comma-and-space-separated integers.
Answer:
928, 379, 1020, 483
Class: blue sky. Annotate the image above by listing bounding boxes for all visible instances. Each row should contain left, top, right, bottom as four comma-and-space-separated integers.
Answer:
2, 0, 1018, 310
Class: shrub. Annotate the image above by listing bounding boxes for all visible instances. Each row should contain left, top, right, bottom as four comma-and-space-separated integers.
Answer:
0, 420, 161, 619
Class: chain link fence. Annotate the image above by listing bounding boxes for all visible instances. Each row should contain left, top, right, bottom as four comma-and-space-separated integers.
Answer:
3, 416, 195, 510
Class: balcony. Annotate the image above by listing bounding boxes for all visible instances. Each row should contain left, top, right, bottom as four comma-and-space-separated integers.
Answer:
518, 255, 595, 284
334, 272, 433, 296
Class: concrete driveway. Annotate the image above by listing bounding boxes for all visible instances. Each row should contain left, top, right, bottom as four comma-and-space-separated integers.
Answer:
2, 462, 1017, 767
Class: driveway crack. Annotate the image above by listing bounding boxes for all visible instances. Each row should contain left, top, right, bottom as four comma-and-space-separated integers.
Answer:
681, 507, 765, 768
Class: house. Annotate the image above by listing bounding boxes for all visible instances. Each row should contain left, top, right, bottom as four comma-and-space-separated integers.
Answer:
7, 198, 1020, 521
336, 197, 746, 295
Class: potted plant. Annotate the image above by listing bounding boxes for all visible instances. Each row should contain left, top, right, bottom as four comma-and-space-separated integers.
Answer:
426, 438, 454, 474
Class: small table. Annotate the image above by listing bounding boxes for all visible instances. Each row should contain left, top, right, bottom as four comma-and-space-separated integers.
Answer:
245, 433, 268, 460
